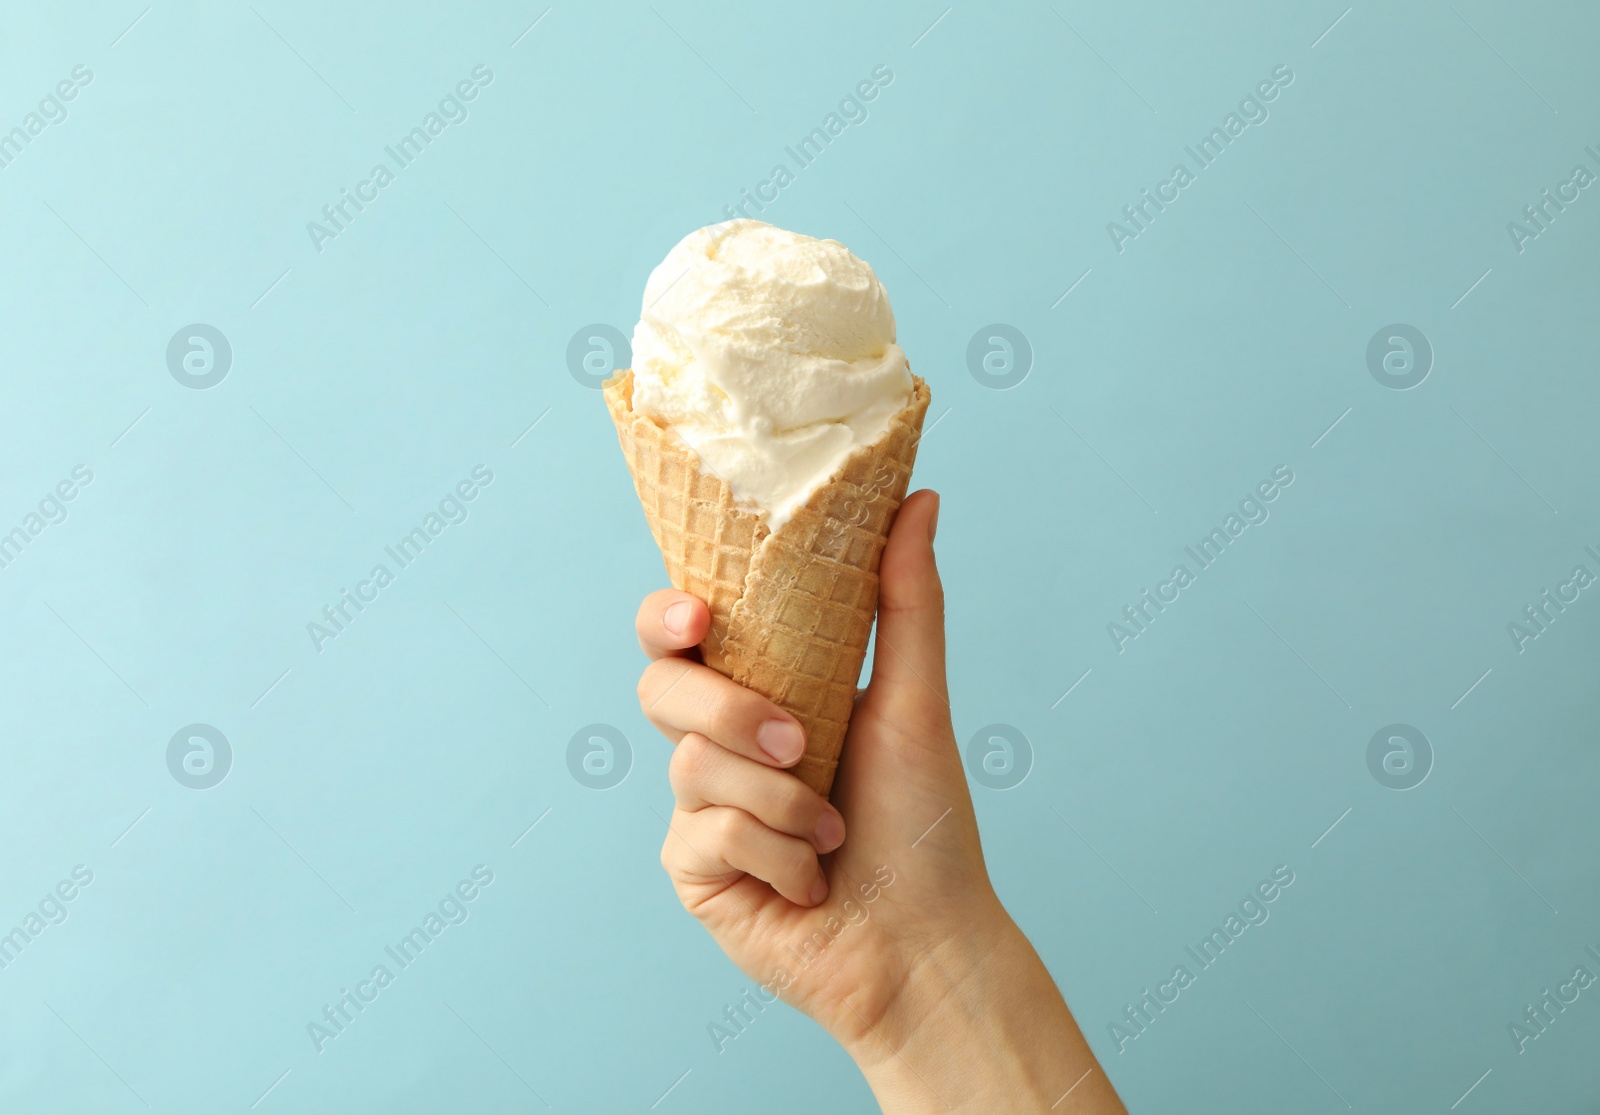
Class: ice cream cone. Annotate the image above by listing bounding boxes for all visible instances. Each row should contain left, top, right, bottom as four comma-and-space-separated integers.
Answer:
604, 367, 931, 797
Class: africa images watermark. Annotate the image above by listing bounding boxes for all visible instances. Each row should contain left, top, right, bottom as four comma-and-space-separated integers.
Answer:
0, 64, 93, 172
720, 64, 894, 221
1506, 144, 1600, 253
0, 464, 95, 573
0, 864, 95, 972
1107, 64, 1294, 252
1506, 544, 1600, 654
1107, 465, 1295, 652
306, 465, 495, 651
1507, 939, 1600, 1054
306, 65, 494, 253
1107, 864, 1296, 1053
706, 864, 897, 1053
306, 864, 495, 1052
567, 723, 632, 790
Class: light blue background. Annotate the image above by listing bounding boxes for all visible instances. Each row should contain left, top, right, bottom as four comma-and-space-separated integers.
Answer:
2, 1, 1597, 1111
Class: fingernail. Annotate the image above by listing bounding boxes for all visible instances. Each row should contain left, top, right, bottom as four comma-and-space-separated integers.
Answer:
814, 810, 845, 852
663, 600, 692, 636
757, 718, 805, 765
927, 493, 940, 542
809, 876, 829, 905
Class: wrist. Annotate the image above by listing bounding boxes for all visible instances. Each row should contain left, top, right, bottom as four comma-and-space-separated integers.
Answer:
846, 907, 1123, 1113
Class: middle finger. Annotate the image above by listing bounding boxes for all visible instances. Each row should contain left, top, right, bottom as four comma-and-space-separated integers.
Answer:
637, 658, 807, 768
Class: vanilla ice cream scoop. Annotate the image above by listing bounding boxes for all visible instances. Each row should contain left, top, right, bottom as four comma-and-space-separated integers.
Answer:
629, 220, 913, 531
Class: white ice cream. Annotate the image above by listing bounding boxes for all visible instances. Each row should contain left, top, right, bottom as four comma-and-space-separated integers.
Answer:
629, 220, 912, 531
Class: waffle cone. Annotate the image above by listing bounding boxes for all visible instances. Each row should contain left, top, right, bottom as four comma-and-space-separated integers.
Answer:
604, 369, 931, 797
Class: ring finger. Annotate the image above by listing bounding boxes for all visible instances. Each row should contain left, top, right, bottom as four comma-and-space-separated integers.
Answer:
662, 804, 828, 906
670, 733, 845, 852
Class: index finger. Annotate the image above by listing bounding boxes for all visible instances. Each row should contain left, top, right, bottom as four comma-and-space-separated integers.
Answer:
636, 589, 711, 661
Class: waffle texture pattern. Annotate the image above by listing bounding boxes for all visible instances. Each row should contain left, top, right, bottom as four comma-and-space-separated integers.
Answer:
604, 369, 931, 796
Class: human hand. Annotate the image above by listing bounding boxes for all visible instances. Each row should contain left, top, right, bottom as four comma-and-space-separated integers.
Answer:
636, 490, 1124, 1112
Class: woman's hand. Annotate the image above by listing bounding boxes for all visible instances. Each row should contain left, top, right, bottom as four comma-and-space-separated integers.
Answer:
636, 490, 1125, 1112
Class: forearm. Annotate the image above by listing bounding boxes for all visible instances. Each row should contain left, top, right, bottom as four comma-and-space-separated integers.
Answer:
848, 917, 1125, 1113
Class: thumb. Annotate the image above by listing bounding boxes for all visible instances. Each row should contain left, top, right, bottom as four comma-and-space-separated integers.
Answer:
869, 489, 949, 718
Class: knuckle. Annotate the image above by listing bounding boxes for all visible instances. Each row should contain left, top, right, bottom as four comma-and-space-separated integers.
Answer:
637, 658, 668, 700
713, 807, 751, 847
668, 732, 713, 789
660, 829, 695, 882
638, 659, 682, 710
